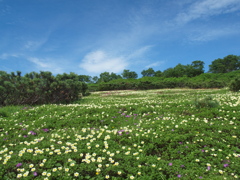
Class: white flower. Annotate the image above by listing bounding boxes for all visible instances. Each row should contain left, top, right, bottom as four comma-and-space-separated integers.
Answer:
105, 175, 110, 179
74, 172, 79, 177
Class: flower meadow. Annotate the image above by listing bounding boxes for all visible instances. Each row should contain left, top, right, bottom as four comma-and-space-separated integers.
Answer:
0, 89, 240, 180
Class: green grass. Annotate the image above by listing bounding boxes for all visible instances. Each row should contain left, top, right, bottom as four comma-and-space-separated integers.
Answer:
0, 89, 239, 179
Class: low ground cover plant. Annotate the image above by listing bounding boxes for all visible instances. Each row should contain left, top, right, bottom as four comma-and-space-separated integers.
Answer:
0, 89, 239, 179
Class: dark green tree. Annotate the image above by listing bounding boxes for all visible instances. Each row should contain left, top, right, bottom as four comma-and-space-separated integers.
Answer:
99, 72, 122, 82
122, 69, 138, 79
141, 68, 155, 77
91, 76, 99, 83
173, 64, 187, 77
162, 68, 175, 77
154, 70, 162, 77
209, 55, 240, 73
185, 60, 205, 77
190, 60, 205, 76
162, 64, 187, 78
78, 75, 91, 83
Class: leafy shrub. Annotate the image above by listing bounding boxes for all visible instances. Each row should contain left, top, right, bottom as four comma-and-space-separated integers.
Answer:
193, 96, 219, 108
229, 76, 240, 92
95, 71, 240, 91
0, 71, 88, 106
0, 109, 8, 117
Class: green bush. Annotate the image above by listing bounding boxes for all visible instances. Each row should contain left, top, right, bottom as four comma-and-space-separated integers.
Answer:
0, 71, 88, 106
96, 71, 240, 91
229, 76, 240, 92
193, 96, 219, 109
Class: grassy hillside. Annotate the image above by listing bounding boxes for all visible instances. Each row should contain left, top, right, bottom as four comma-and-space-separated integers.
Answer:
0, 89, 239, 179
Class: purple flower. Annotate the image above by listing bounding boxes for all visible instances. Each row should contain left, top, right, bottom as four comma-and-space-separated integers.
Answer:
179, 142, 182, 144
125, 115, 131, 117
169, 163, 173, 166
30, 131, 36, 135
199, 177, 203, 179
172, 129, 174, 131
42, 128, 49, 132
201, 149, 205, 152
180, 165, 185, 168
33, 172, 38, 176
223, 164, 229, 167
16, 163, 22, 167
177, 174, 181, 178
117, 129, 125, 135
207, 166, 211, 170
23, 135, 28, 138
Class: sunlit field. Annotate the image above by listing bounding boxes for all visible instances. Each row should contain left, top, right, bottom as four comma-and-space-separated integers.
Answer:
0, 89, 239, 180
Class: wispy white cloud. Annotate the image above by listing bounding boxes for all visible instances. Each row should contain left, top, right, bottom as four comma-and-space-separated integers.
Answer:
145, 61, 165, 69
79, 50, 128, 74
188, 25, 240, 42
0, 53, 20, 59
23, 34, 50, 51
27, 57, 63, 74
27, 57, 49, 68
175, 0, 240, 24
127, 45, 153, 59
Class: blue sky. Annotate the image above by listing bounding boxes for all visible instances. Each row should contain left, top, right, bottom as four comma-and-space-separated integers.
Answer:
0, 0, 240, 77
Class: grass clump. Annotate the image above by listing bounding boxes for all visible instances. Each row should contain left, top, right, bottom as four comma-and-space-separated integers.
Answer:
0, 109, 8, 117
193, 95, 219, 109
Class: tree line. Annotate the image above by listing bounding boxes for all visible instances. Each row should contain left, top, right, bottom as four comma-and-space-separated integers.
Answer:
80, 54, 240, 83
0, 54, 239, 106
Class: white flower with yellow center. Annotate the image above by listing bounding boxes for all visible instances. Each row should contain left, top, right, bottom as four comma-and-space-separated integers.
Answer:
74, 172, 79, 177
105, 175, 110, 179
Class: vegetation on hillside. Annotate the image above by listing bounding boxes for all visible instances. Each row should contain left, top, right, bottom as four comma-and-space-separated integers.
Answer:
0, 89, 239, 179
0, 54, 240, 105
